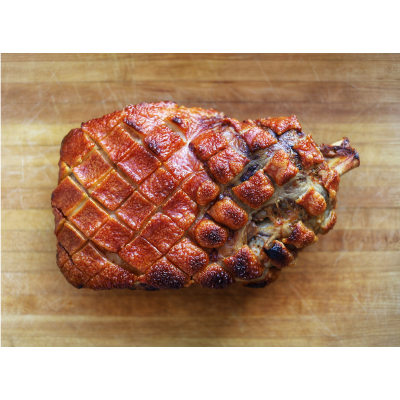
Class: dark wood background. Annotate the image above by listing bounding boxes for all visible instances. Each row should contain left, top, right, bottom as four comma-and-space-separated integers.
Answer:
2, 54, 399, 346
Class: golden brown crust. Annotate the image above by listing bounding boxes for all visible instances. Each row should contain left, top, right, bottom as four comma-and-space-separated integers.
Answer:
69, 199, 109, 237
162, 190, 198, 230
61, 128, 95, 167
72, 243, 112, 277
282, 221, 317, 248
116, 191, 155, 230
293, 135, 324, 169
60, 259, 90, 288
164, 147, 203, 181
138, 257, 190, 290
232, 170, 274, 209
208, 198, 249, 230
58, 160, 71, 183
144, 124, 185, 161
91, 171, 134, 211
53, 102, 359, 291
100, 125, 136, 163
208, 148, 249, 184
196, 179, 220, 206
317, 162, 340, 199
224, 245, 264, 280
73, 150, 112, 189
51, 176, 87, 216
56, 243, 69, 268
191, 129, 228, 160
57, 222, 86, 255
168, 107, 224, 140
181, 171, 220, 206
296, 186, 327, 216
243, 126, 277, 151
53, 208, 65, 235
193, 263, 234, 289
258, 115, 301, 135
194, 219, 229, 248
264, 150, 299, 187
139, 167, 177, 205
82, 109, 126, 141
123, 101, 178, 135
117, 141, 161, 184
166, 238, 209, 275
84, 264, 136, 290
91, 218, 133, 252
118, 236, 162, 273
141, 213, 184, 254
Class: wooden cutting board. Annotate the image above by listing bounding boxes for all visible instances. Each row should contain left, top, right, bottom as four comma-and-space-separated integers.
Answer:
2, 54, 400, 347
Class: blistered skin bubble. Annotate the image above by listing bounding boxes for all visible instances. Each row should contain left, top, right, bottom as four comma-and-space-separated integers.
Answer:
293, 135, 324, 169
194, 219, 229, 248
264, 241, 296, 269
264, 150, 299, 187
52, 102, 359, 290
282, 221, 317, 248
224, 246, 264, 280
296, 186, 327, 217
139, 258, 190, 290
232, 171, 274, 209
194, 263, 234, 289
208, 198, 249, 230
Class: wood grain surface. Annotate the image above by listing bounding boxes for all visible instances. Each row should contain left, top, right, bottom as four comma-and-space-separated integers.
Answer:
2, 53, 400, 347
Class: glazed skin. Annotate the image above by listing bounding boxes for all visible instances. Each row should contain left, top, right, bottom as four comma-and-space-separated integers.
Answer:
51, 101, 360, 290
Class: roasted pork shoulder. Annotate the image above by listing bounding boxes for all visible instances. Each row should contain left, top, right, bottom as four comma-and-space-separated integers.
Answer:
52, 102, 359, 290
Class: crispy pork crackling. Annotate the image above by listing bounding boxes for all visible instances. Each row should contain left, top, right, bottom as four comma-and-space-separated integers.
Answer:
52, 102, 360, 290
